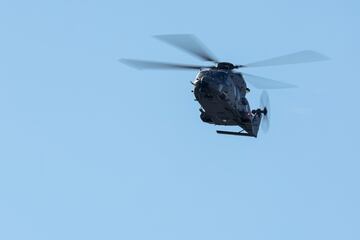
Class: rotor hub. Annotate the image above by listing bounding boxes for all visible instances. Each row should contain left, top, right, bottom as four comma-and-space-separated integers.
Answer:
216, 62, 237, 70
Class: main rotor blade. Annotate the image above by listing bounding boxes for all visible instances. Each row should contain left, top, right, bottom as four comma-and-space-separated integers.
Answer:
242, 50, 329, 68
120, 58, 211, 70
154, 34, 218, 62
241, 72, 298, 89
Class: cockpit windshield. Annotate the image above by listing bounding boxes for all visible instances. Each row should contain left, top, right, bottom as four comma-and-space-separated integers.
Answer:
212, 72, 227, 81
197, 71, 227, 81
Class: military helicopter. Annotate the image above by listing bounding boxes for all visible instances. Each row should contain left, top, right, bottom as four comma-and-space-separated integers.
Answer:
121, 34, 328, 137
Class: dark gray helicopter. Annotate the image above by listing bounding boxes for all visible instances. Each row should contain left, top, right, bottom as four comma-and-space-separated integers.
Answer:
121, 35, 328, 137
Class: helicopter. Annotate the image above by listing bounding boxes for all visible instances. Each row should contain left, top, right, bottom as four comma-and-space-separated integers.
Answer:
121, 34, 328, 137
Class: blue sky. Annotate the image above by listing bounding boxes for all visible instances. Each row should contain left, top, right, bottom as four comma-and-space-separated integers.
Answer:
0, 0, 359, 239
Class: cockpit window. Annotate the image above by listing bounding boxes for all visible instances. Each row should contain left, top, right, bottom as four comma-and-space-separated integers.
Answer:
197, 71, 229, 85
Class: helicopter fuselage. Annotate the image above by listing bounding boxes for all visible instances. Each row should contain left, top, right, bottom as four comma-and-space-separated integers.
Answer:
193, 69, 261, 136
121, 35, 323, 136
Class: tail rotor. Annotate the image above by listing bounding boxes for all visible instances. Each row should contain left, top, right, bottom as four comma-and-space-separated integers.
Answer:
260, 91, 271, 132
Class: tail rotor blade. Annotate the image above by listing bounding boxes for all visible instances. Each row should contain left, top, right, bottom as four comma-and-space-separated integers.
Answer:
262, 116, 270, 133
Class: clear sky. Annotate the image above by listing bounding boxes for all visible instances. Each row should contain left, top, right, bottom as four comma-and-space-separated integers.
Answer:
0, 0, 359, 239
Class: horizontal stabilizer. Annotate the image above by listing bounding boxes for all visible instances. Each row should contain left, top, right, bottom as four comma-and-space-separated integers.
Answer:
216, 130, 256, 137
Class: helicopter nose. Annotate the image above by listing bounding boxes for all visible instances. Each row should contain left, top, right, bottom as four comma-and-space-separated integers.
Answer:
199, 77, 217, 90
204, 78, 225, 93
194, 77, 228, 101
197, 78, 210, 91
